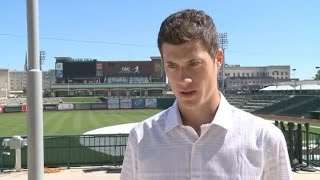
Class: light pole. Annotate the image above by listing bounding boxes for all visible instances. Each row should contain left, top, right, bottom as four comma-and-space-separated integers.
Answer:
292, 68, 297, 92
292, 68, 296, 80
67, 77, 69, 96
219, 33, 228, 94
316, 67, 320, 93
316, 66, 320, 82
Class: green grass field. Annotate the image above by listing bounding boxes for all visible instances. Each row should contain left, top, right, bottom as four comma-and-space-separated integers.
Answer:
0, 109, 162, 136
1, 109, 319, 137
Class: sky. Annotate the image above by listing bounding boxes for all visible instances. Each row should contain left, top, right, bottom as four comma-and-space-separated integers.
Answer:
0, 0, 319, 80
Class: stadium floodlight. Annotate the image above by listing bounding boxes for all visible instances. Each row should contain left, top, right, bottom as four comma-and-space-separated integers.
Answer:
292, 68, 296, 79
219, 33, 228, 94
316, 66, 320, 85
40, 51, 46, 70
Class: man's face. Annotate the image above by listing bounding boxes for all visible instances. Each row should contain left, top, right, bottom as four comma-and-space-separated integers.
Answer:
162, 40, 223, 109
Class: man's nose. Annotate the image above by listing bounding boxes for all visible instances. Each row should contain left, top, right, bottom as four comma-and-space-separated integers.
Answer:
177, 67, 192, 85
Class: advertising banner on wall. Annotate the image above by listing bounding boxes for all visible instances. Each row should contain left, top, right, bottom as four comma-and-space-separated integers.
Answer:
0, 106, 3, 113
145, 98, 157, 108
55, 62, 63, 78
132, 98, 145, 109
91, 103, 108, 110
108, 99, 119, 109
58, 103, 74, 110
120, 99, 132, 109
21, 105, 27, 112
4, 106, 22, 113
43, 104, 58, 111
74, 103, 91, 110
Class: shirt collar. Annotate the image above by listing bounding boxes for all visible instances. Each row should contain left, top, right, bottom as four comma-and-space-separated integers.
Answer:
211, 92, 234, 131
164, 100, 182, 133
164, 92, 234, 133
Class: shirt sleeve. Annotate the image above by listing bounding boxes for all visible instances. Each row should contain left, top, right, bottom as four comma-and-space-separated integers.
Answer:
262, 127, 293, 180
120, 131, 138, 180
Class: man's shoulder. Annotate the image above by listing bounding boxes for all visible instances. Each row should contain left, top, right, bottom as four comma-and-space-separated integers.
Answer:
129, 107, 171, 139
232, 107, 284, 141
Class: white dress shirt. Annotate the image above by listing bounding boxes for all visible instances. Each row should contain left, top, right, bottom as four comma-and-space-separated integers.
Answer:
120, 94, 292, 180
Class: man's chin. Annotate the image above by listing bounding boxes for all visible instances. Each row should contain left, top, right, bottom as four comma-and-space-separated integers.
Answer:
177, 98, 197, 108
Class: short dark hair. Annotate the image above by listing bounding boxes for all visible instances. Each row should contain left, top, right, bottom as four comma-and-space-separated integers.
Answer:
157, 9, 219, 58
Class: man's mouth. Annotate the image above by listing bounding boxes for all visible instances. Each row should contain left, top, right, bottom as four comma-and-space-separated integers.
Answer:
180, 90, 196, 95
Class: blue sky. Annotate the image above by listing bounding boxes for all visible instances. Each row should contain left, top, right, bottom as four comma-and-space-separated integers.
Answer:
1, 0, 319, 80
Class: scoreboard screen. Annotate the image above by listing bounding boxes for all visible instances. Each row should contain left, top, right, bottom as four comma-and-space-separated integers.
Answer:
63, 61, 96, 78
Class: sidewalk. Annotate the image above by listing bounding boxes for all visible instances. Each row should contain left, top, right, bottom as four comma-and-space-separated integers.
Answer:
0, 167, 319, 180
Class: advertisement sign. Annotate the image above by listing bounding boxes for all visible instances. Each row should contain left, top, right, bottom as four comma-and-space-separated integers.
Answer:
43, 104, 57, 110
58, 104, 74, 110
55, 63, 63, 70
74, 103, 91, 110
145, 98, 157, 108
120, 99, 132, 109
55, 70, 63, 78
3, 106, 22, 113
132, 99, 145, 109
107, 99, 119, 109
21, 105, 27, 112
91, 103, 108, 110
0, 106, 3, 113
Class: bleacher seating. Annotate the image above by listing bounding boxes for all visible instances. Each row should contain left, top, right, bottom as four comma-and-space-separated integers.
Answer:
276, 97, 320, 117
0, 98, 20, 105
253, 95, 318, 116
226, 94, 289, 113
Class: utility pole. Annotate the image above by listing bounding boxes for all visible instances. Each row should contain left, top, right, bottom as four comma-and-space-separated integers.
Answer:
26, 0, 44, 179
219, 33, 228, 94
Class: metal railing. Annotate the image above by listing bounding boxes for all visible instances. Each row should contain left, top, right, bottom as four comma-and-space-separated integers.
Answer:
275, 121, 320, 171
0, 134, 128, 171
1, 123, 319, 172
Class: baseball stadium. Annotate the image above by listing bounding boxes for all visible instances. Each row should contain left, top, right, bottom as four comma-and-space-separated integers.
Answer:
1, 57, 320, 179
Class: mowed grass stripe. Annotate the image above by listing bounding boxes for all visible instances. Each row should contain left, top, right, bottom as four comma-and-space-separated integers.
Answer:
0, 109, 162, 136
0, 113, 27, 136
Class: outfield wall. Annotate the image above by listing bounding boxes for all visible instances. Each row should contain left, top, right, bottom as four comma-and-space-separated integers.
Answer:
0, 98, 175, 113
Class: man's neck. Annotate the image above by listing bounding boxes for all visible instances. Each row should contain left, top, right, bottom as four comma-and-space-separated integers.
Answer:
178, 94, 221, 136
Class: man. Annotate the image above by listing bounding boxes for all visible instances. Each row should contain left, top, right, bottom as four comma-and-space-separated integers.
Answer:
121, 9, 292, 179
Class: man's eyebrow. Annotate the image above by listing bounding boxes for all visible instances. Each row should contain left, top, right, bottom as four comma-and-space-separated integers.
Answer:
164, 60, 175, 64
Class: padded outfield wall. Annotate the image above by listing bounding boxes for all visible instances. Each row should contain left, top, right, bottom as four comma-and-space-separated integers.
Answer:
0, 98, 176, 113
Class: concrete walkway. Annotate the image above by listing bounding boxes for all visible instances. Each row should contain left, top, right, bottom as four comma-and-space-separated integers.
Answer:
0, 167, 319, 180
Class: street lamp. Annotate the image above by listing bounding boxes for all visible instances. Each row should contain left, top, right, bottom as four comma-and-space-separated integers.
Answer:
292, 68, 296, 80
316, 66, 320, 82
219, 33, 228, 94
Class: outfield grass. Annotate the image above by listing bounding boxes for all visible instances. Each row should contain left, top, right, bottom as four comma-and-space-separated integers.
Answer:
0, 109, 162, 136
1, 109, 319, 136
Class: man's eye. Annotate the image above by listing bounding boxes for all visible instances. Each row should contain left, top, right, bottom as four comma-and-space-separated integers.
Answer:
167, 64, 176, 68
190, 61, 200, 66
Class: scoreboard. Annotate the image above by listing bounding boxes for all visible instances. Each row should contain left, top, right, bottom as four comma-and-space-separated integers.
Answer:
55, 60, 97, 78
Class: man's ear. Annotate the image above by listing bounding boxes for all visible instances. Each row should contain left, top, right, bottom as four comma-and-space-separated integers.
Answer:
215, 49, 223, 69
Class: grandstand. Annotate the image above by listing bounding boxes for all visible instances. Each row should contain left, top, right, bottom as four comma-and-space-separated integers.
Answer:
0, 98, 20, 106
253, 95, 320, 118
226, 94, 289, 112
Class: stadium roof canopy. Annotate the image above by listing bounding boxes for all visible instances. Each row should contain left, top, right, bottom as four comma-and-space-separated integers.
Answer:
260, 85, 294, 91
294, 84, 320, 90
